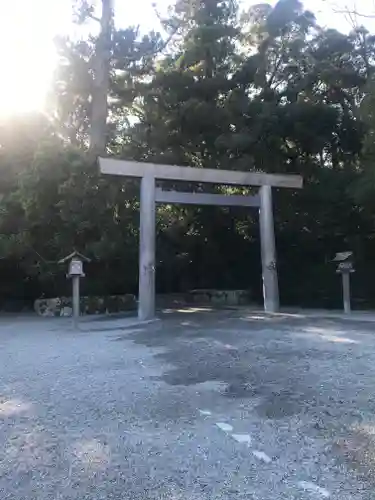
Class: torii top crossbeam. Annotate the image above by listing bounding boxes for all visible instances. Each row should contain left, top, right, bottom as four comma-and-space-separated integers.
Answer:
99, 158, 303, 189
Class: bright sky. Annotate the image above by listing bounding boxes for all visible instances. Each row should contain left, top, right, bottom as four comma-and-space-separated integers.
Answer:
0, 0, 374, 117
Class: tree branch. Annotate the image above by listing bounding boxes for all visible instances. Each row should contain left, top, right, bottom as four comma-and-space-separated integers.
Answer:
334, 8, 375, 19
88, 12, 101, 23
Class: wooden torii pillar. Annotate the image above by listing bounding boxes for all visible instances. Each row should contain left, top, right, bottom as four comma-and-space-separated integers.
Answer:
99, 158, 303, 320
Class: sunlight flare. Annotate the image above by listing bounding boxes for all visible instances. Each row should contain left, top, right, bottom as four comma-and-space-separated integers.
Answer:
0, 0, 69, 116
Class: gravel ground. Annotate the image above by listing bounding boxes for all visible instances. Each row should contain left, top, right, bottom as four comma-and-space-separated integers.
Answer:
1, 310, 375, 499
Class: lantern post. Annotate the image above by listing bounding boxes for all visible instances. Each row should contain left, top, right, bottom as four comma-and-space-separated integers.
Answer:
58, 251, 91, 327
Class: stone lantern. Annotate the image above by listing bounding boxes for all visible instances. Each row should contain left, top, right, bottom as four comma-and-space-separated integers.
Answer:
58, 251, 91, 325
333, 251, 354, 314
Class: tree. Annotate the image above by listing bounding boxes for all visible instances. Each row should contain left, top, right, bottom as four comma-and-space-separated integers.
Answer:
89, 0, 114, 158
125, 0, 239, 165
49, 37, 93, 147
0, 0, 375, 308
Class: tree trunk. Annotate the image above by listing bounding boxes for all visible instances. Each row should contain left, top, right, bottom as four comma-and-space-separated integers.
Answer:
89, 0, 113, 160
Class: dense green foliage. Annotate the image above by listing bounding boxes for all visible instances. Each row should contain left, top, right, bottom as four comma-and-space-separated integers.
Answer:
1, 0, 375, 309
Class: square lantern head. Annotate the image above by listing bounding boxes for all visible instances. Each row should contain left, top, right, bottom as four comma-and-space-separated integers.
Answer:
69, 259, 84, 277
333, 251, 354, 273
337, 261, 354, 272
59, 251, 90, 278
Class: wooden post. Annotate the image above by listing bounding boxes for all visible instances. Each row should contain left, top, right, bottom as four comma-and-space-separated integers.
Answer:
72, 275, 80, 328
259, 185, 279, 313
138, 174, 156, 320
342, 272, 351, 314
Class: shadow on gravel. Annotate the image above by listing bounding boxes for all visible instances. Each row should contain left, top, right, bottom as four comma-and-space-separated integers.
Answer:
125, 312, 375, 421
125, 315, 323, 418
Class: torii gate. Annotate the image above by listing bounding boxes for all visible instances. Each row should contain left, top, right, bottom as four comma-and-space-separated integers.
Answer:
99, 158, 303, 320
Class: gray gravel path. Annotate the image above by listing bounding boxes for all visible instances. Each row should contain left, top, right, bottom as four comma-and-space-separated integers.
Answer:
0, 311, 375, 499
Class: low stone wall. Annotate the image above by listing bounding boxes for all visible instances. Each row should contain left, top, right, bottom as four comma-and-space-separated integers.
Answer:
188, 289, 251, 306
34, 294, 136, 317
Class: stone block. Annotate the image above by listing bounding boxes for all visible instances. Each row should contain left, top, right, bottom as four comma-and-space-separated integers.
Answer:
188, 289, 251, 306
34, 294, 136, 317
